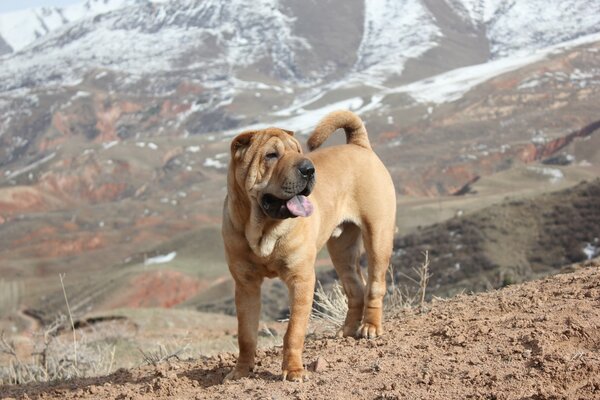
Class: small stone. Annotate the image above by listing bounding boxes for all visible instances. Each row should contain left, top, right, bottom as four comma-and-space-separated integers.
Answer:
310, 357, 329, 372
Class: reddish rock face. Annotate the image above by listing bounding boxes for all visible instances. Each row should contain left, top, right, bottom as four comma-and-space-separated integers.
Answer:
31, 234, 105, 258
392, 118, 600, 197
94, 98, 143, 143
0, 187, 47, 213
104, 270, 206, 309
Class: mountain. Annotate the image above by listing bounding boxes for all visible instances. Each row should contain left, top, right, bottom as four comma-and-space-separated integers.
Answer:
0, 0, 599, 321
2, 0, 600, 84
1, 0, 600, 145
0, 0, 140, 54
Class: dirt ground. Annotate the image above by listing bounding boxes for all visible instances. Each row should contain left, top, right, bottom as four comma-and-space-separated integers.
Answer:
3, 261, 599, 400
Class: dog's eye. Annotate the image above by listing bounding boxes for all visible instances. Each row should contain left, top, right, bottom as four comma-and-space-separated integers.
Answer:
265, 152, 279, 160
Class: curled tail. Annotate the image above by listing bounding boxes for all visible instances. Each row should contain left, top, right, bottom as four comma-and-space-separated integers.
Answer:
308, 110, 371, 151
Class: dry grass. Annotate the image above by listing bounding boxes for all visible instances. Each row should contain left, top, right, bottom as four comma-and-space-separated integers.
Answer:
138, 343, 190, 367
0, 318, 117, 385
312, 251, 432, 332
0, 279, 22, 318
417, 251, 431, 312
0, 275, 116, 386
312, 281, 348, 329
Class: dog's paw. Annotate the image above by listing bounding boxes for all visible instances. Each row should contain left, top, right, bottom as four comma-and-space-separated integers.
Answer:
282, 368, 309, 382
357, 322, 382, 339
336, 326, 357, 338
223, 367, 251, 382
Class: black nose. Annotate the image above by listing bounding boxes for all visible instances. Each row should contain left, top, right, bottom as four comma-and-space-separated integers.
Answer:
297, 159, 315, 178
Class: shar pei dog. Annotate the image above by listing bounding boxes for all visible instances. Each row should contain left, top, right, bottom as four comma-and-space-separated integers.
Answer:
222, 110, 396, 381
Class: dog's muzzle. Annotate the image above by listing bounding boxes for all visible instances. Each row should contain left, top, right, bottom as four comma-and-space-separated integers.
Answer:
260, 160, 316, 219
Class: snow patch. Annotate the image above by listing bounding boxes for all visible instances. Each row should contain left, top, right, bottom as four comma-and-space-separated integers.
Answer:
227, 97, 364, 136
388, 32, 600, 104
527, 166, 564, 183
518, 79, 541, 90
583, 241, 599, 260
102, 140, 119, 150
203, 158, 227, 169
135, 141, 158, 149
4, 152, 56, 180
144, 251, 177, 266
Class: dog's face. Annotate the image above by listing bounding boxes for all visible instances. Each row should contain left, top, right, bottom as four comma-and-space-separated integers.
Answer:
230, 128, 315, 219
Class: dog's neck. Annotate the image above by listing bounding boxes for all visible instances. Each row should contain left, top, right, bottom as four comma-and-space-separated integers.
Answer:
227, 177, 292, 258
245, 205, 293, 258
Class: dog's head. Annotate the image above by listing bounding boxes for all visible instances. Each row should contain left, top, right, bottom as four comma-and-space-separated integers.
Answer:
229, 128, 315, 219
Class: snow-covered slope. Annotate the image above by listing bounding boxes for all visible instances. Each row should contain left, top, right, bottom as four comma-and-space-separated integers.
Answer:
0, 0, 313, 92
0, 0, 599, 147
2, 0, 599, 93
452, 0, 600, 58
0, 0, 139, 53
354, 0, 441, 83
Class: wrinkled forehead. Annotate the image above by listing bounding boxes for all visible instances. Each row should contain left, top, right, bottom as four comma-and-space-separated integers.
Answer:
254, 128, 301, 152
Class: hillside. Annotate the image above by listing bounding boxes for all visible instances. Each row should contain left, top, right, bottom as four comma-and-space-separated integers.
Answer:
187, 179, 600, 320
3, 261, 599, 399
391, 178, 600, 296
1, 0, 600, 367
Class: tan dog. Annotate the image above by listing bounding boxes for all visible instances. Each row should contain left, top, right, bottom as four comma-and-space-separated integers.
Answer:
221, 110, 396, 382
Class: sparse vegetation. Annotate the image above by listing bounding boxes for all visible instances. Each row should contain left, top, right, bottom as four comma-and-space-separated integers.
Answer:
416, 251, 431, 312
138, 343, 190, 367
312, 252, 433, 332
3, 264, 600, 399
0, 316, 116, 385
311, 281, 348, 330
0, 275, 117, 385
391, 179, 600, 298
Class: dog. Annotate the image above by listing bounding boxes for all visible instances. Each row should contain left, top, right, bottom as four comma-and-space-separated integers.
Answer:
221, 110, 396, 382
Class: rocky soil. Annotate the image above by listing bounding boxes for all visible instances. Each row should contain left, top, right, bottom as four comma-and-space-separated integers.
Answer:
3, 261, 599, 400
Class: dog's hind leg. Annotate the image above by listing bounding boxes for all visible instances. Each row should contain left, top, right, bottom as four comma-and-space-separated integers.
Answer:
358, 221, 394, 338
327, 223, 365, 337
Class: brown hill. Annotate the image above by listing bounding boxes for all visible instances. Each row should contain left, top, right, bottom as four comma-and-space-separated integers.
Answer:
3, 261, 599, 400
251, 178, 600, 323
388, 179, 600, 298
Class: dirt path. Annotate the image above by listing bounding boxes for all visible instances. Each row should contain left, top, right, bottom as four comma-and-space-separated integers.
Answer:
3, 263, 600, 400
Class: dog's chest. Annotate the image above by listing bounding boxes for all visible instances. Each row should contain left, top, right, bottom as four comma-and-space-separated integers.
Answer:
247, 252, 282, 278
251, 263, 281, 279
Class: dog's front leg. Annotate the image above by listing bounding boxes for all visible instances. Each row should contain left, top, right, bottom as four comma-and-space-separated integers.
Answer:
281, 267, 316, 382
224, 275, 262, 381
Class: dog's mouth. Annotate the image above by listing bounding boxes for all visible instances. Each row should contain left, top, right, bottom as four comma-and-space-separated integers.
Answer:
261, 186, 314, 219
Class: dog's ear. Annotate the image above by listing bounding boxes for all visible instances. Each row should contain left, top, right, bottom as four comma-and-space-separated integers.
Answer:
282, 129, 294, 136
231, 131, 254, 158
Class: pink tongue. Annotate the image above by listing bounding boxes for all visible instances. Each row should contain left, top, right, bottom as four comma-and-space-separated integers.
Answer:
286, 195, 314, 217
